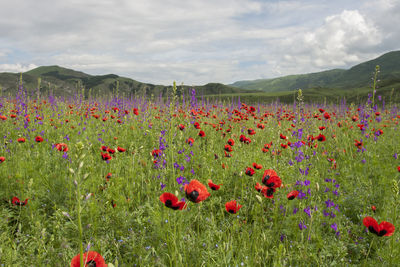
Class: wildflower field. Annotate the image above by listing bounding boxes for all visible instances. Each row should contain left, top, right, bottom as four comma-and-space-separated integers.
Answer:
0, 83, 400, 266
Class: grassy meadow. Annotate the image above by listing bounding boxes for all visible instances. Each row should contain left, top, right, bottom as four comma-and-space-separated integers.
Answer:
0, 83, 400, 266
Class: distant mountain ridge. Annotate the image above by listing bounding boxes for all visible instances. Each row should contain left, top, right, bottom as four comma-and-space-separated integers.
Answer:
0, 65, 256, 97
0, 50, 399, 98
231, 50, 400, 92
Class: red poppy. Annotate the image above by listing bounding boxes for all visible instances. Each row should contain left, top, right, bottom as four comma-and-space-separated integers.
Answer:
107, 148, 115, 154
133, 108, 139, 115
208, 179, 222, 191
371, 205, 376, 213
35, 136, 44, 142
287, 190, 299, 200
255, 183, 264, 192
0, 156, 5, 163
319, 108, 325, 113
117, 146, 126, 152
261, 186, 276, 199
319, 126, 326, 130
105, 172, 112, 181
184, 180, 210, 203
70, 251, 107, 267
263, 175, 282, 189
224, 144, 233, 152
257, 123, 265, 129
194, 122, 201, 129
55, 143, 68, 152
245, 167, 255, 176
248, 128, 256, 135
17, 138, 25, 143
186, 138, 194, 145
252, 163, 262, 169
198, 130, 205, 137
178, 124, 185, 130
152, 149, 161, 157
279, 134, 287, 140
159, 193, 187, 210
363, 217, 395, 237
225, 200, 242, 214
354, 140, 363, 149
323, 112, 331, 119
101, 152, 111, 161
12, 197, 28, 206
262, 169, 278, 185
315, 134, 326, 142
227, 139, 235, 146
101, 146, 108, 152
397, 166, 400, 172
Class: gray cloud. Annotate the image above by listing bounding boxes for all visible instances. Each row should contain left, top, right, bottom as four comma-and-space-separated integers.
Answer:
0, 0, 398, 84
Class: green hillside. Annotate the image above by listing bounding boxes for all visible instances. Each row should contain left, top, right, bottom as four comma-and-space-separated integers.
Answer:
0, 65, 257, 98
231, 50, 400, 92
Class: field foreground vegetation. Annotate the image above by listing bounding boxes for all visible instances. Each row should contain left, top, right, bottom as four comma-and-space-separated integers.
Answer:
0, 84, 400, 266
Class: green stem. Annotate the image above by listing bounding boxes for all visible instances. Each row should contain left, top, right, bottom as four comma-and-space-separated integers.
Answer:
76, 181, 84, 267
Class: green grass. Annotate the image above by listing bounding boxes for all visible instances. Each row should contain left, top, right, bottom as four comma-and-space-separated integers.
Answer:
0, 89, 399, 266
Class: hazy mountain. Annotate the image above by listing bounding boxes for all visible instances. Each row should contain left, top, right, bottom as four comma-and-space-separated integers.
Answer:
231, 50, 400, 92
0, 65, 256, 98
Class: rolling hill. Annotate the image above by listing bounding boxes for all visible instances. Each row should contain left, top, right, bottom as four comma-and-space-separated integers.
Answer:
0, 66, 257, 98
231, 50, 400, 92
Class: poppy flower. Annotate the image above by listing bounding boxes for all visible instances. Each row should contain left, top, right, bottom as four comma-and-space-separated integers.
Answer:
255, 183, 264, 192
101, 152, 111, 161
397, 166, 400, 172
252, 163, 262, 169
159, 193, 187, 210
107, 148, 115, 154
133, 108, 139, 115
101, 146, 108, 152
35, 136, 44, 142
261, 187, 276, 199
239, 135, 247, 142
105, 173, 112, 181
287, 190, 299, 200
323, 112, 331, 119
319, 126, 326, 131
17, 138, 25, 143
225, 200, 242, 214
198, 130, 205, 137
186, 138, 194, 145
354, 140, 363, 149
319, 108, 325, 113
245, 167, 255, 176
55, 143, 68, 152
208, 179, 222, 191
178, 124, 185, 130
224, 144, 233, 152
194, 122, 201, 129
263, 175, 282, 189
184, 180, 210, 203
227, 139, 235, 146
280, 134, 287, 140
262, 169, 278, 185
117, 146, 126, 152
152, 149, 162, 157
363, 217, 395, 237
70, 251, 107, 267
0, 156, 5, 163
371, 205, 376, 213
248, 128, 256, 135
315, 134, 326, 142
12, 197, 28, 206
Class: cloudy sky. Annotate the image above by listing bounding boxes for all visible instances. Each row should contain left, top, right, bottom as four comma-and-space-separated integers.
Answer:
0, 0, 399, 85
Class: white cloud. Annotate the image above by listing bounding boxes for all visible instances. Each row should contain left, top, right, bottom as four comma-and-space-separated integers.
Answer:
0, 64, 38, 73
0, 0, 398, 84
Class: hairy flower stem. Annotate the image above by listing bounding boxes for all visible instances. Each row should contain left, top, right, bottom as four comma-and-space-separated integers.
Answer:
371, 65, 380, 109
76, 181, 84, 267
